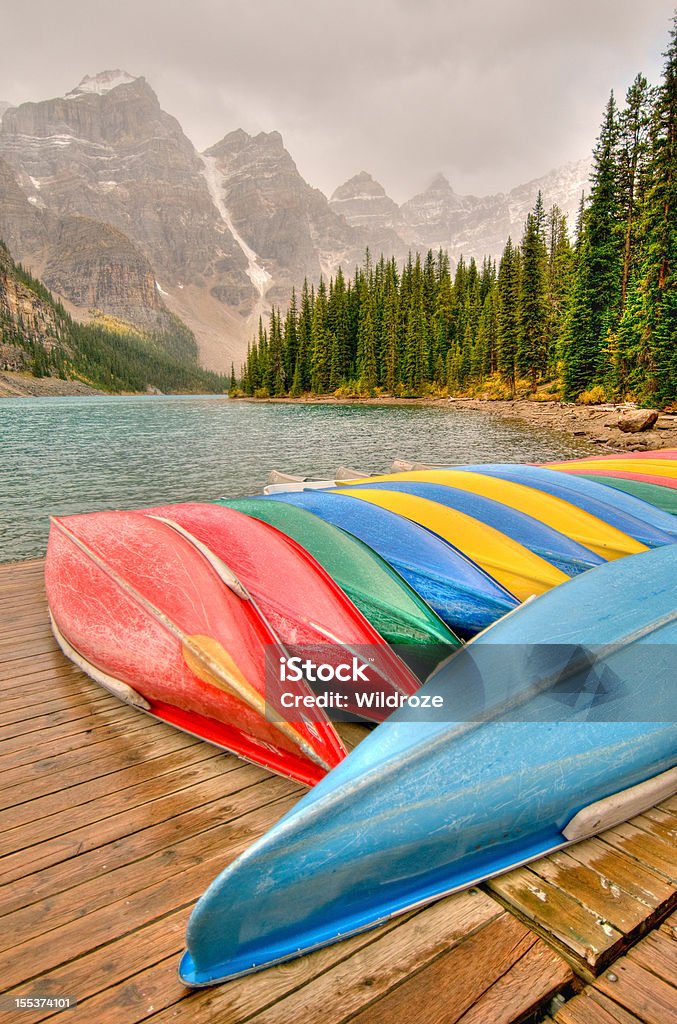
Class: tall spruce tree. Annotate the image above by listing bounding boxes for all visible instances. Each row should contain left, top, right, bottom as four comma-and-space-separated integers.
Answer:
618, 74, 654, 302
518, 192, 549, 381
496, 237, 521, 390
282, 289, 298, 385
545, 205, 573, 373
635, 15, 677, 404
295, 279, 313, 393
310, 279, 330, 393
563, 94, 624, 398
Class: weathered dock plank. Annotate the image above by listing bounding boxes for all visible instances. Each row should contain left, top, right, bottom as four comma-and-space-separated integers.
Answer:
555, 918, 677, 1023
487, 817, 677, 980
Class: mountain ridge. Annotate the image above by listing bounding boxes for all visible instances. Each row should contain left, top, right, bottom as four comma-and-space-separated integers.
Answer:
0, 70, 591, 371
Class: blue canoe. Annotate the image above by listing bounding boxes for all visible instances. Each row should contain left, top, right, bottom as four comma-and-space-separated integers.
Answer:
458, 464, 677, 547
179, 545, 677, 986
265, 491, 518, 637
343, 480, 604, 577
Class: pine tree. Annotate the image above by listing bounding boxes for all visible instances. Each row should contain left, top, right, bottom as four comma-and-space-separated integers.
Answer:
357, 289, 378, 390
563, 94, 624, 399
518, 192, 549, 381
295, 279, 313, 393
496, 238, 521, 390
327, 267, 350, 387
282, 289, 298, 385
635, 14, 677, 405
618, 74, 654, 302
381, 259, 400, 392
403, 255, 428, 392
545, 205, 572, 373
267, 308, 286, 396
475, 285, 498, 379
310, 279, 330, 393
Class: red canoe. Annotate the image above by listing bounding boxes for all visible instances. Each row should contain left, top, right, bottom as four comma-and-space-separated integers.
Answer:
139, 502, 422, 718
45, 511, 347, 786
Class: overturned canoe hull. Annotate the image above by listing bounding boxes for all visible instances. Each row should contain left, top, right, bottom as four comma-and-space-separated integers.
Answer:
333, 486, 569, 600
459, 463, 677, 545
45, 511, 347, 786
138, 503, 422, 719
340, 479, 604, 577
217, 497, 459, 650
578, 475, 677, 516
551, 465, 677, 490
342, 469, 647, 560
263, 490, 519, 637
180, 544, 677, 986
544, 458, 677, 478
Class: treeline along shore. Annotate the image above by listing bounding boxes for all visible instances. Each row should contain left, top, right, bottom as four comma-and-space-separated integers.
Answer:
236, 17, 677, 412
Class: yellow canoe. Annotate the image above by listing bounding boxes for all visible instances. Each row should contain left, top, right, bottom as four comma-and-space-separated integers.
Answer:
335, 488, 568, 601
338, 471, 648, 560
543, 459, 677, 479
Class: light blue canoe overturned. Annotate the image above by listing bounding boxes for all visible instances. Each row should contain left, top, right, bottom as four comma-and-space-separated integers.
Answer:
179, 545, 677, 987
264, 490, 519, 637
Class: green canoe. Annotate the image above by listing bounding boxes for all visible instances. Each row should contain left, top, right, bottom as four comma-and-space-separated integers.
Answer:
217, 497, 460, 675
580, 474, 677, 516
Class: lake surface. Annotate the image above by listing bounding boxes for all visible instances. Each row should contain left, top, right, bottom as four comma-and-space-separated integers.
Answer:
0, 395, 594, 563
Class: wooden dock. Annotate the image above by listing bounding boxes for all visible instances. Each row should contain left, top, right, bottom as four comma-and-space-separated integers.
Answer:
0, 558, 675, 1024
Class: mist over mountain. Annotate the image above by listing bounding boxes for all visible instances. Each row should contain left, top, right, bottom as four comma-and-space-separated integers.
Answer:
0, 71, 590, 372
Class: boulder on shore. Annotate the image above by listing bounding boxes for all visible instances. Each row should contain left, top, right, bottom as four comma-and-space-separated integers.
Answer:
617, 409, 659, 433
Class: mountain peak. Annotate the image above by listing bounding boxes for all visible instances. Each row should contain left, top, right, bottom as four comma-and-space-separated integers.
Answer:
254, 130, 284, 148
331, 171, 387, 202
66, 71, 138, 98
427, 173, 453, 193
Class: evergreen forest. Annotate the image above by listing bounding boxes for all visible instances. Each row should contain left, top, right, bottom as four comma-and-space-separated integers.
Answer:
237, 17, 677, 408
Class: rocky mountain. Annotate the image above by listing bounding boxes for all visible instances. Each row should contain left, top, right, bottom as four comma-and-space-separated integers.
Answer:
204, 129, 369, 306
0, 71, 592, 371
42, 216, 167, 329
334, 160, 591, 266
0, 73, 397, 368
0, 73, 257, 367
0, 239, 64, 373
0, 153, 184, 339
0, 237, 225, 392
329, 172, 406, 253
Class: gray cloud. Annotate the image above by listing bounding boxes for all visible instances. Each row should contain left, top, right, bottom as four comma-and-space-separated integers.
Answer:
2, 0, 674, 200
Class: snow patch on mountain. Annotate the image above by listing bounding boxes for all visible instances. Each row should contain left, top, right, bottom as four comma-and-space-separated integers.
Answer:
200, 154, 272, 298
66, 71, 138, 98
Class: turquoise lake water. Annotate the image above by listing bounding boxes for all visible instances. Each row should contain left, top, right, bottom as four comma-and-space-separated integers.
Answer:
0, 395, 594, 563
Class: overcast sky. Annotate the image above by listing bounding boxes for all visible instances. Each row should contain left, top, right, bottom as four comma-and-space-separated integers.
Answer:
2, 0, 675, 201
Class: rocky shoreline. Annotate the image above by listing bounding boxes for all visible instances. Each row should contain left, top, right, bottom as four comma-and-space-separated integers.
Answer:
445, 398, 677, 452
235, 394, 677, 452
0, 372, 105, 398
